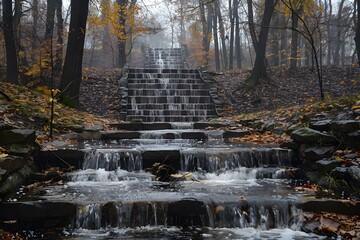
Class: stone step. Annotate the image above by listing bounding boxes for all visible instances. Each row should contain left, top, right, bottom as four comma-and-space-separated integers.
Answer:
127, 109, 217, 116
128, 73, 200, 79
147, 50, 182, 54
127, 83, 205, 90
128, 89, 210, 96
128, 96, 212, 104
79, 146, 293, 170
129, 69, 198, 74
147, 60, 183, 63
108, 122, 174, 131
107, 122, 233, 131
147, 65, 185, 69
126, 115, 216, 122
128, 79, 202, 84
2, 194, 359, 231
126, 103, 217, 110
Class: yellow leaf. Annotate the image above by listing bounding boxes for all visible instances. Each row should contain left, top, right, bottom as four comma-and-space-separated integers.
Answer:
0, 153, 9, 158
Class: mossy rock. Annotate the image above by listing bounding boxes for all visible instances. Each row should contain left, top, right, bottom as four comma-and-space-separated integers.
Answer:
290, 128, 335, 144
0, 129, 36, 146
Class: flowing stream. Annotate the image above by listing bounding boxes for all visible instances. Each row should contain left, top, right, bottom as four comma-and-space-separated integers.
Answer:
23, 128, 326, 239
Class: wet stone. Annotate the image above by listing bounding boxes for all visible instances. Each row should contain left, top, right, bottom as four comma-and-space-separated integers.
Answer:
36, 149, 84, 170
100, 131, 141, 140
0, 202, 76, 230
181, 132, 207, 141
167, 199, 209, 227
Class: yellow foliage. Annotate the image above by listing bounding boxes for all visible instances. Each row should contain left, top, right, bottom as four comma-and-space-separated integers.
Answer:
88, 0, 144, 42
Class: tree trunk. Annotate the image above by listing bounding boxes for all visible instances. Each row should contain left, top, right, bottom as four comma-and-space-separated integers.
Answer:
54, 0, 63, 76
334, 0, 345, 65
279, 14, 287, 66
60, 0, 89, 108
290, 6, 301, 70
248, 0, 276, 85
199, 0, 208, 67
117, 0, 128, 68
216, 0, 228, 69
31, 0, 39, 62
45, 0, 56, 41
234, 0, 241, 68
213, 3, 220, 70
3, 0, 19, 84
229, 0, 234, 69
270, 11, 280, 67
355, 0, 360, 65
14, 0, 28, 66
325, 0, 333, 65
101, 0, 111, 52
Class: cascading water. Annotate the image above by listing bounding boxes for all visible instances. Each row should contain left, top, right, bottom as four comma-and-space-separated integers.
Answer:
11, 124, 329, 239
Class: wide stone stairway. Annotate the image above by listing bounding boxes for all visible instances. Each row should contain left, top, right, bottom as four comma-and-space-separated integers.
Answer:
126, 48, 218, 122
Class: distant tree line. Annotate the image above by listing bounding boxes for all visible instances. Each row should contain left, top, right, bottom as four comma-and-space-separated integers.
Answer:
0, 0, 359, 105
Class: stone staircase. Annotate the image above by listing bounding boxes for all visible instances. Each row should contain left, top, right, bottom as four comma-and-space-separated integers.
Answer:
144, 47, 186, 69
126, 48, 218, 122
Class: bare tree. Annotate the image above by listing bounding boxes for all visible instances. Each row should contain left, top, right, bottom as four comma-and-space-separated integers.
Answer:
60, 0, 89, 107
355, 0, 360, 65
247, 0, 277, 86
2, 0, 19, 84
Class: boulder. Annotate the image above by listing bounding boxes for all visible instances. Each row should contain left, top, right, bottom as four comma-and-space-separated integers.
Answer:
0, 165, 32, 197
345, 131, 360, 150
42, 141, 69, 149
285, 124, 299, 134
262, 120, 276, 131
304, 146, 335, 161
8, 144, 35, 156
316, 159, 341, 172
310, 120, 332, 132
67, 124, 84, 133
78, 130, 101, 140
291, 128, 335, 144
61, 133, 78, 140
0, 129, 36, 145
0, 168, 7, 182
279, 141, 300, 150
330, 120, 360, 133
348, 166, 360, 186
0, 156, 27, 173
0, 122, 14, 131
331, 167, 350, 181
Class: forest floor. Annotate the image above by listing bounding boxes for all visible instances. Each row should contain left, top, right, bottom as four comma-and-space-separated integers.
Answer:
211, 65, 360, 115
